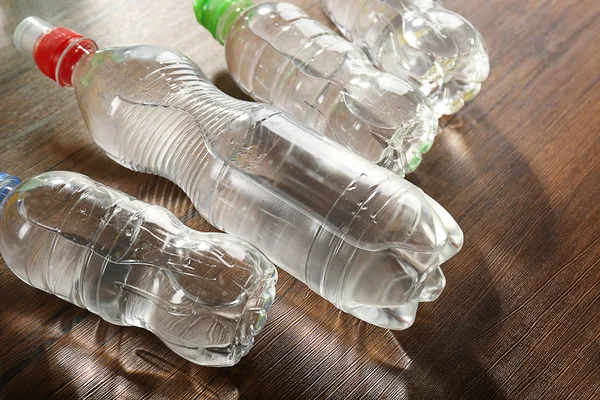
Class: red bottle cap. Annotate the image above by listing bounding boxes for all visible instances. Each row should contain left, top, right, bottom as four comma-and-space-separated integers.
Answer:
14, 17, 97, 87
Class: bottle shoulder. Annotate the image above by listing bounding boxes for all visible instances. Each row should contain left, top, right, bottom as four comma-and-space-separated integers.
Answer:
74, 45, 202, 91
12, 172, 133, 246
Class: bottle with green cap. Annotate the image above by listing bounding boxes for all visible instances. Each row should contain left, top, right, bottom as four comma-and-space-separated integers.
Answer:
194, 0, 438, 176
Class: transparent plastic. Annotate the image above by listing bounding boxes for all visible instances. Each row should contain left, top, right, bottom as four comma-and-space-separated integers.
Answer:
13, 16, 54, 54
322, 0, 490, 116
217, 2, 438, 176
17, 20, 464, 329
0, 171, 277, 367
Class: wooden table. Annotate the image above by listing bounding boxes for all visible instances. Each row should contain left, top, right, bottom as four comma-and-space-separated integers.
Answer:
1, 0, 599, 398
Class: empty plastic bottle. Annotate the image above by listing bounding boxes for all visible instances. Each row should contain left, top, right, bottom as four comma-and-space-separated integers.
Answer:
322, 0, 490, 116
195, 0, 438, 176
0, 171, 276, 367
15, 17, 464, 330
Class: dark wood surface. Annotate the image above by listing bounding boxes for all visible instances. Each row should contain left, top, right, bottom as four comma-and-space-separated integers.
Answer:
1, 0, 599, 398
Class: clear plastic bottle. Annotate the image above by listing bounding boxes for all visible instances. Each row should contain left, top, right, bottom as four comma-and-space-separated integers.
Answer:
14, 17, 464, 330
321, 0, 490, 116
196, 0, 438, 176
0, 171, 276, 367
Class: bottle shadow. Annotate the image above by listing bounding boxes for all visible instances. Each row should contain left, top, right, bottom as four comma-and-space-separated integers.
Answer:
213, 71, 254, 102
393, 104, 561, 399
0, 285, 225, 399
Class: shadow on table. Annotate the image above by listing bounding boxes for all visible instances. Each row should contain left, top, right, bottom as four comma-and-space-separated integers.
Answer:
390, 106, 561, 400
0, 301, 223, 399
213, 71, 254, 103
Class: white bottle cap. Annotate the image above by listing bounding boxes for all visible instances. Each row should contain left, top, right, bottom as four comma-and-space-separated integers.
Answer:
14, 16, 55, 55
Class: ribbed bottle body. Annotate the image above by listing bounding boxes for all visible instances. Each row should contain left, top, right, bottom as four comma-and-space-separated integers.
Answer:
0, 171, 276, 366
72, 45, 463, 329
322, 0, 490, 116
224, 2, 437, 176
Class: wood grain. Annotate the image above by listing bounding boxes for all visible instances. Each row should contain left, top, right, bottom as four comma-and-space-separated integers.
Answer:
1, 0, 599, 398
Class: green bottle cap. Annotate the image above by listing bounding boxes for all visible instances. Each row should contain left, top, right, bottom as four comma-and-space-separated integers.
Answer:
193, 0, 253, 44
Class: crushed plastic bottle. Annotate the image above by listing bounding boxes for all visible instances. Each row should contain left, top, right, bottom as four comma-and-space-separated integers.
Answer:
195, 0, 438, 176
15, 17, 464, 330
322, 0, 490, 116
0, 171, 276, 367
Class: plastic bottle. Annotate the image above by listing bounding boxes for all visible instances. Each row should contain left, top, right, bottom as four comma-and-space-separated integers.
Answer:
14, 17, 464, 330
321, 0, 490, 116
0, 171, 276, 367
195, 0, 437, 176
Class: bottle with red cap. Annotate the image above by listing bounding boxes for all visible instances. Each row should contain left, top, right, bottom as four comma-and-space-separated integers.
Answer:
14, 17, 463, 330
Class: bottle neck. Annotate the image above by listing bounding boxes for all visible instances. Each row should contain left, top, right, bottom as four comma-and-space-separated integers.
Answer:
55, 38, 97, 88
0, 173, 21, 216
194, 0, 253, 45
